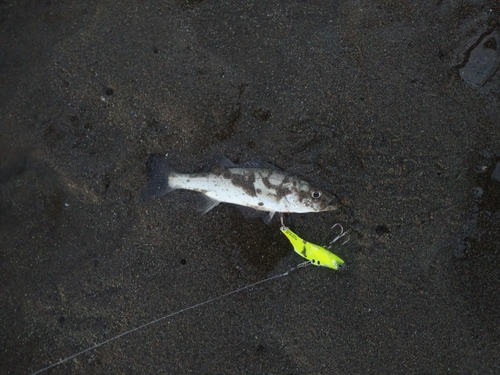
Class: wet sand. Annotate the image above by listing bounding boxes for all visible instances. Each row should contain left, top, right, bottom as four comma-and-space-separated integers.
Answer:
1, 1, 499, 374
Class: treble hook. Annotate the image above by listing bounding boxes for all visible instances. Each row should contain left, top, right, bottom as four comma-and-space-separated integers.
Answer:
328, 223, 351, 248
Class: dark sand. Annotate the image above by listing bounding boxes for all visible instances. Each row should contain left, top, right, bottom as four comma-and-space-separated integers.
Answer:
1, 1, 499, 374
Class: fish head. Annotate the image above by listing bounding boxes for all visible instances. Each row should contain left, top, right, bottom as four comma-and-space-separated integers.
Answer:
284, 182, 337, 213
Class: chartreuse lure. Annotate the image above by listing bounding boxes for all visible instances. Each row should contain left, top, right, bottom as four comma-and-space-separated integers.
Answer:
280, 226, 345, 270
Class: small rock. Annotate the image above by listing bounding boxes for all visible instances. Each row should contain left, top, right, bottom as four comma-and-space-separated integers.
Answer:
472, 186, 483, 198
491, 162, 500, 182
460, 30, 500, 87
454, 238, 467, 259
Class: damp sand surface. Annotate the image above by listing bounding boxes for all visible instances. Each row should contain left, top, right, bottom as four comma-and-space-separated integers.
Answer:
1, 1, 499, 374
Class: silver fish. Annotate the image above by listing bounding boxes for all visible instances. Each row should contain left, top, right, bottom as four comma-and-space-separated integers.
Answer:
143, 156, 337, 222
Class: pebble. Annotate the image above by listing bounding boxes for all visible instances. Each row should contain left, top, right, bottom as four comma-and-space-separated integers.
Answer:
491, 162, 500, 182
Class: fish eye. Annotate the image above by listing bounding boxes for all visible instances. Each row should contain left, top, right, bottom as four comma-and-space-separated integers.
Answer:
311, 190, 322, 199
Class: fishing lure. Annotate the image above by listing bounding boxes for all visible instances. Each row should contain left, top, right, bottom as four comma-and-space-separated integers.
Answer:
280, 226, 345, 270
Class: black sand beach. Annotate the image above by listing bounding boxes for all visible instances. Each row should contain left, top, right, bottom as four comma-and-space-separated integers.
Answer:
1, 1, 499, 374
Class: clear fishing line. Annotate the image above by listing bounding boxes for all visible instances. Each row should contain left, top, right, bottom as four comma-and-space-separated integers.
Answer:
29, 265, 306, 375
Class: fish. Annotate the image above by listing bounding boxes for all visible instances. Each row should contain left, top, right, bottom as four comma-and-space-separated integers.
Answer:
143, 156, 337, 223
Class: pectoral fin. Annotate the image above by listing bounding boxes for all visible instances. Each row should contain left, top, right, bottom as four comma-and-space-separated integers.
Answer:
237, 207, 276, 224
199, 196, 220, 214
263, 211, 275, 224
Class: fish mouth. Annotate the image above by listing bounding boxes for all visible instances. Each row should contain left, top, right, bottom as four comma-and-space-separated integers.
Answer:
322, 197, 339, 211
323, 204, 338, 211
322, 194, 340, 211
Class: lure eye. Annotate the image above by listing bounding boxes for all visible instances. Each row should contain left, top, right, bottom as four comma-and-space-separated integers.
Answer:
311, 190, 322, 199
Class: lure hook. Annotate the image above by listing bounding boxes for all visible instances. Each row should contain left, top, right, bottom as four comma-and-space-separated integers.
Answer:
328, 223, 351, 248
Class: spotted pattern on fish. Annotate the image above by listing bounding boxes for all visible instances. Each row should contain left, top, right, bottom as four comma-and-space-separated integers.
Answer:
143, 156, 337, 221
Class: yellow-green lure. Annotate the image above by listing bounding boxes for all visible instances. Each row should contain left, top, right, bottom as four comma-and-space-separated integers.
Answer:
280, 226, 345, 270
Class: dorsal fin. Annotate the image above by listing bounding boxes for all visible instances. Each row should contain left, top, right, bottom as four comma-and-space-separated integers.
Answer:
217, 155, 236, 167
233, 160, 283, 170
204, 152, 236, 168
236, 161, 269, 168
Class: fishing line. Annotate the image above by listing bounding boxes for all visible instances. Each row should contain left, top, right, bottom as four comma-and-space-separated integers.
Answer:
29, 264, 306, 375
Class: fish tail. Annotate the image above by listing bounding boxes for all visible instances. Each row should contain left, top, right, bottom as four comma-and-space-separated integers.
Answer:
142, 156, 176, 200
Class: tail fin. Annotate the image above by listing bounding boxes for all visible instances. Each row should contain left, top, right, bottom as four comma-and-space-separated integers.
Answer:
142, 156, 176, 200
